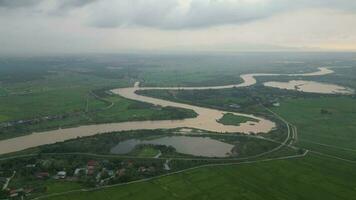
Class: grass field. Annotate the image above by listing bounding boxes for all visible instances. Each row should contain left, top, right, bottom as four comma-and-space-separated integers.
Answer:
0, 87, 106, 122
218, 113, 258, 126
134, 146, 160, 157
0, 87, 8, 97
272, 97, 356, 160
45, 181, 84, 195
43, 154, 356, 200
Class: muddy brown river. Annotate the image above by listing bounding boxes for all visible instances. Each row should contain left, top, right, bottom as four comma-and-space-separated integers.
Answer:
0, 67, 344, 155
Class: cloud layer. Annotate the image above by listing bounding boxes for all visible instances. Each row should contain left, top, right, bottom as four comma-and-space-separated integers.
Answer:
0, 0, 356, 54
87, 0, 281, 29
87, 0, 356, 29
2, 0, 356, 29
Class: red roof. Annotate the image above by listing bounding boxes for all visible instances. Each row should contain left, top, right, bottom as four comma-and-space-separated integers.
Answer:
36, 172, 49, 178
87, 160, 98, 166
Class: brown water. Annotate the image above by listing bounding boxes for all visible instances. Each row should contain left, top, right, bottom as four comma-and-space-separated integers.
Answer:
0, 67, 337, 155
264, 80, 354, 94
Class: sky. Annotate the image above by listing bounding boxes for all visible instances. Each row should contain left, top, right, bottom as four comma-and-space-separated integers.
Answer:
0, 0, 356, 55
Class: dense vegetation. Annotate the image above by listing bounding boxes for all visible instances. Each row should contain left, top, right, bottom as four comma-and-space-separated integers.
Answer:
217, 113, 258, 126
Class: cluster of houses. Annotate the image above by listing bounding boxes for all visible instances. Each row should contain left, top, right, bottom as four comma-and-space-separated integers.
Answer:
1, 159, 163, 198
33, 160, 106, 181
0, 114, 65, 128
32, 160, 155, 181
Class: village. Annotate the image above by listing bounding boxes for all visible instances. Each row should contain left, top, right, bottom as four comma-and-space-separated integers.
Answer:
0, 157, 170, 199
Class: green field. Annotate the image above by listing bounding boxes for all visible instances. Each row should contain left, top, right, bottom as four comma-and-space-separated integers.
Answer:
43, 154, 356, 200
0, 87, 8, 97
0, 87, 106, 122
133, 146, 160, 157
272, 97, 356, 160
45, 181, 84, 194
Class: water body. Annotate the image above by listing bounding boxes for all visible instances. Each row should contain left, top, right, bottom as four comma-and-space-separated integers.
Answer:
0, 67, 336, 155
264, 80, 354, 94
110, 136, 234, 157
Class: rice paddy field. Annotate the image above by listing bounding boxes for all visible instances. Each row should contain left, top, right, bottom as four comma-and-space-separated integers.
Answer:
44, 155, 356, 200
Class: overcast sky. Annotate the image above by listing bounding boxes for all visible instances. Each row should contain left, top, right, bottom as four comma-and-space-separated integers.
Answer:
0, 0, 356, 55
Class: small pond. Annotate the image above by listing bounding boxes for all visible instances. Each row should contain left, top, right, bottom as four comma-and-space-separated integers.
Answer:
110, 136, 234, 157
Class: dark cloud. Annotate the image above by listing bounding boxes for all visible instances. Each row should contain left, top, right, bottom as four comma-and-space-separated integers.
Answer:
0, 0, 96, 11
1, 0, 356, 30
87, 0, 276, 29
86, 0, 356, 30
0, 0, 42, 8
57, 0, 97, 10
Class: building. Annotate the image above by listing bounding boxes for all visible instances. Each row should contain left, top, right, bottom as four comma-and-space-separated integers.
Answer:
57, 171, 66, 179
87, 160, 98, 167
229, 104, 240, 109
116, 168, 126, 177
74, 168, 87, 176
273, 102, 280, 107
35, 172, 49, 179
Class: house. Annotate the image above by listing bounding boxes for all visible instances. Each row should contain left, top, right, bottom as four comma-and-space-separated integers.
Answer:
272, 102, 280, 107
116, 168, 126, 177
87, 160, 99, 176
36, 172, 49, 179
9, 188, 24, 197
127, 160, 134, 168
138, 166, 147, 173
87, 167, 95, 176
24, 188, 34, 194
26, 164, 36, 168
57, 171, 66, 179
87, 160, 98, 167
164, 160, 171, 171
107, 170, 114, 176
229, 104, 240, 109
74, 168, 87, 176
